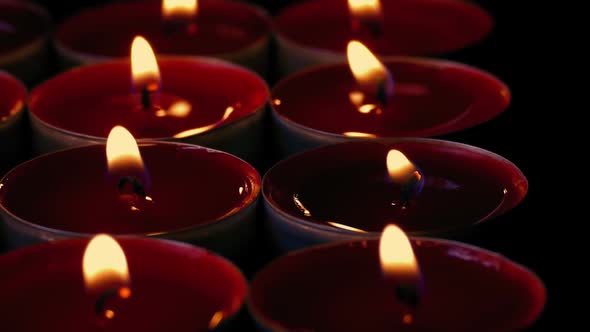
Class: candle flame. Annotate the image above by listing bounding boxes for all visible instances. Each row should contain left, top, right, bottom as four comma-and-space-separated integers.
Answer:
386, 149, 417, 185
379, 224, 419, 280
131, 36, 160, 91
347, 40, 393, 98
162, 0, 198, 19
348, 0, 382, 19
83, 234, 130, 291
106, 126, 144, 173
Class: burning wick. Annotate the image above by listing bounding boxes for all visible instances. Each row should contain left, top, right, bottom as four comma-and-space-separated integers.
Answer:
386, 149, 424, 207
83, 235, 132, 320
118, 176, 146, 197
380, 224, 423, 308
347, 40, 393, 108
95, 286, 132, 319
162, 0, 198, 34
131, 36, 161, 111
140, 84, 158, 110
348, 0, 384, 37
106, 126, 152, 209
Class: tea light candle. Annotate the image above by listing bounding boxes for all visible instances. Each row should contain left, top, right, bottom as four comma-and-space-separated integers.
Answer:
28, 36, 269, 167
274, 0, 493, 75
0, 71, 27, 173
0, 235, 248, 331
270, 41, 509, 157
0, 0, 51, 85
249, 226, 546, 332
55, 0, 271, 75
263, 139, 527, 252
0, 130, 261, 261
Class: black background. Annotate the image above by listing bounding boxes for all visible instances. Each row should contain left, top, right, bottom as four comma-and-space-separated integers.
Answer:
25, 0, 566, 330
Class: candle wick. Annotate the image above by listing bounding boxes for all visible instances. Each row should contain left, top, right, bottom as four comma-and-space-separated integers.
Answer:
377, 80, 389, 107
163, 19, 197, 35
395, 284, 421, 307
399, 170, 424, 207
118, 176, 146, 197
141, 86, 152, 110
351, 17, 383, 38
95, 286, 131, 319
362, 18, 383, 37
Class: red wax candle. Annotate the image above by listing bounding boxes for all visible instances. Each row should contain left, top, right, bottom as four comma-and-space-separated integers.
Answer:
271, 57, 509, 156
249, 239, 545, 332
0, 71, 26, 172
28, 57, 269, 165
0, 0, 51, 84
263, 139, 526, 251
274, 0, 493, 74
0, 142, 261, 260
0, 237, 248, 331
55, 0, 271, 74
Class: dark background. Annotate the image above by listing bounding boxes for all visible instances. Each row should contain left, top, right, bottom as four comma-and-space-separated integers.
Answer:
27, 0, 564, 330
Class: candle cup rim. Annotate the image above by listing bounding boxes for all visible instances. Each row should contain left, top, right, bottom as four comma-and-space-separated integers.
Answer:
262, 138, 527, 237
248, 236, 546, 332
54, 0, 272, 60
0, 71, 27, 122
0, 0, 53, 55
0, 236, 249, 326
270, 56, 510, 139
28, 55, 269, 141
0, 141, 261, 238
0, 0, 52, 62
272, 0, 493, 57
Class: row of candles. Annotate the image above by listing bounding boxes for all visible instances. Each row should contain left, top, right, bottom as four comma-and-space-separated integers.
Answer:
0, 0, 544, 331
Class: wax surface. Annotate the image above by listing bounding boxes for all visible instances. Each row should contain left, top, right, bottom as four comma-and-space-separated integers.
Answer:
264, 140, 526, 234
56, 0, 269, 57
0, 72, 26, 120
0, 238, 247, 331
249, 239, 545, 332
0, 143, 260, 234
275, 0, 492, 55
0, 1, 49, 53
272, 60, 509, 137
29, 59, 268, 138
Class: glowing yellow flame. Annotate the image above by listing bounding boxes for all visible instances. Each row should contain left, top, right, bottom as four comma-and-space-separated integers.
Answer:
348, 0, 382, 19
347, 40, 391, 93
379, 224, 418, 279
343, 131, 377, 138
326, 221, 368, 233
83, 234, 129, 290
162, 0, 198, 19
106, 126, 144, 173
131, 36, 160, 90
386, 149, 417, 184
173, 106, 235, 138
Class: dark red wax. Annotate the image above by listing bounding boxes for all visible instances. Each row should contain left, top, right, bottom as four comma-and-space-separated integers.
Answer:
274, 0, 493, 56
249, 239, 545, 332
263, 140, 526, 234
272, 59, 509, 137
0, 238, 247, 331
56, 0, 269, 57
0, 143, 260, 234
28, 58, 268, 138
0, 1, 49, 53
0, 71, 26, 120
